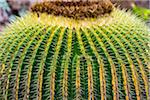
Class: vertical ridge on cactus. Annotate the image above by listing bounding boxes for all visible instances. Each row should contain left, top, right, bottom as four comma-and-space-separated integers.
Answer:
0, 0, 149, 100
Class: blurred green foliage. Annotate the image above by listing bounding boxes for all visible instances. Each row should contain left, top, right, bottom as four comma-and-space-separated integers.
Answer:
132, 5, 150, 20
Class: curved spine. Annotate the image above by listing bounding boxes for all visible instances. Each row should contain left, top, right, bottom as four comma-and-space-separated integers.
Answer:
5, 25, 42, 100
81, 28, 107, 99
108, 24, 149, 99
89, 27, 130, 99
76, 29, 94, 100
61, 29, 72, 99
99, 26, 140, 100
75, 56, 81, 100
49, 28, 66, 100
24, 26, 55, 99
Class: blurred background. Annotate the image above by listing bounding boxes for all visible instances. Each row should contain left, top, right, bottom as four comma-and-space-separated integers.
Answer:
0, 0, 150, 31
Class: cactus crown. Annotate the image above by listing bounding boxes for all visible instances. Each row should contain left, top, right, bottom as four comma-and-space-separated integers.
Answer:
0, 0, 149, 100
31, 0, 113, 19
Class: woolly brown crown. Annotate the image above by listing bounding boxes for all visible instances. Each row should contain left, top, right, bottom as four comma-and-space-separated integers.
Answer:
31, 0, 113, 19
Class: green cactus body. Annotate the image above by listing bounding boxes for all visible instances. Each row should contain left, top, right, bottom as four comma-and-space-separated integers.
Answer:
0, 1, 149, 100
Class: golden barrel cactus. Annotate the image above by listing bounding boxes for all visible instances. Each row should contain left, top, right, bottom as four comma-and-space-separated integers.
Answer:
0, 0, 149, 100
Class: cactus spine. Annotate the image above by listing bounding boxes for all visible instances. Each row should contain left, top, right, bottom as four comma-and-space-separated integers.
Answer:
0, 0, 149, 100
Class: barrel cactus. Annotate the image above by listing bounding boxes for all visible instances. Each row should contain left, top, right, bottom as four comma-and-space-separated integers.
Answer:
0, 0, 149, 100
